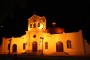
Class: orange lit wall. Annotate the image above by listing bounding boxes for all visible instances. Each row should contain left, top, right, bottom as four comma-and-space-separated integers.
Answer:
2, 38, 11, 54
63, 30, 84, 56
42, 30, 84, 56
1, 30, 85, 55
10, 36, 25, 54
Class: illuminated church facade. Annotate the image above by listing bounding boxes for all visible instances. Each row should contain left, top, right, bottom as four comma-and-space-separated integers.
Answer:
0, 15, 90, 56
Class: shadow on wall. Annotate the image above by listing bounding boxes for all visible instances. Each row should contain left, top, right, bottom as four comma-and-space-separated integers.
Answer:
0, 44, 2, 54
0, 37, 2, 45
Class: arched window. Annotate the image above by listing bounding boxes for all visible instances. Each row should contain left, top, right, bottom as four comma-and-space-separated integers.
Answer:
23, 43, 25, 50
45, 42, 48, 49
30, 24, 32, 28
12, 44, 17, 52
38, 23, 40, 27
67, 40, 72, 48
33, 23, 36, 28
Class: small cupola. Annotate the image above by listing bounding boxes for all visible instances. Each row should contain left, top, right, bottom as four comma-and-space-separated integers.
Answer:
52, 22, 56, 27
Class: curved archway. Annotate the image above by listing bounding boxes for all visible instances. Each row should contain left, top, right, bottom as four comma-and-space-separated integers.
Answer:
12, 44, 17, 52
56, 41, 63, 52
32, 41, 37, 52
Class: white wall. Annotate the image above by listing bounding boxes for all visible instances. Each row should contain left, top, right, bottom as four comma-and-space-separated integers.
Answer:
43, 30, 84, 56
1, 30, 85, 56
64, 30, 84, 56
10, 36, 26, 54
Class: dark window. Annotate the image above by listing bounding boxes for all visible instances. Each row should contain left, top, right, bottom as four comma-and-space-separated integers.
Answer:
23, 43, 25, 50
33, 23, 36, 28
45, 42, 48, 49
67, 40, 71, 48
30, 24, 32, 28
33, 35, 36, 38
38, 23, 40, 27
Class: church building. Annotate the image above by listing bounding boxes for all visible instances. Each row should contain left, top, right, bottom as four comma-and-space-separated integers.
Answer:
0, 14, 90, 56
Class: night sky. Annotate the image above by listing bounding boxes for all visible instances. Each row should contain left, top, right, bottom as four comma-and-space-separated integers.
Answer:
0, 0, 90, 44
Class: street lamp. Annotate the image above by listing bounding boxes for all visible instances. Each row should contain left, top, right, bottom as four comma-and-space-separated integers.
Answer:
40, 37, 44, 55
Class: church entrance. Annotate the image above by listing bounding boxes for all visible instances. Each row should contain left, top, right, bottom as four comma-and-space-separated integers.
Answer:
12, 44, 17, 53
32, 41, 37, 52
56, 41, 63, 52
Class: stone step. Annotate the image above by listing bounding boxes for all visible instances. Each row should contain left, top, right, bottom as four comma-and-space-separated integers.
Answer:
20, 52, 69, 56
44, 52, 69, 56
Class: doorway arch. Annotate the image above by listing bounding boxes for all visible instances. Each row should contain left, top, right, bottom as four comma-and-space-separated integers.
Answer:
56, 41, 63, 52
32, 41, 37, 52
12, 44, 17, 53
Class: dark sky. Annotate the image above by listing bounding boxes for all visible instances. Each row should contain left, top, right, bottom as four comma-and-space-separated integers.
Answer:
0, 0, 90, 44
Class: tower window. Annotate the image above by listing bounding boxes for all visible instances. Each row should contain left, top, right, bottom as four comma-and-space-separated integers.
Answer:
45, 42, 48, 49
38, 23, 40, 27
67, 40, 72, 48
33, 23, 36, 28
30, 24, 32, 28
23, 43, 25, 50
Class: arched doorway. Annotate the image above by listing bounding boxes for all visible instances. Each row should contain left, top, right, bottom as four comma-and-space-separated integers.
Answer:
32, 41, 37, 52
56, 41, 63, 52
12, 44, 17, 53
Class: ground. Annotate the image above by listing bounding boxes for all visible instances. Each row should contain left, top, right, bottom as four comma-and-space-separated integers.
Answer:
0, 54, 90, 60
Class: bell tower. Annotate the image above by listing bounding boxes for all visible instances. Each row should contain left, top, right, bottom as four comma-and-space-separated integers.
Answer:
28, 14, 46, 32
